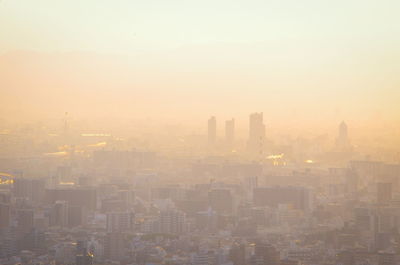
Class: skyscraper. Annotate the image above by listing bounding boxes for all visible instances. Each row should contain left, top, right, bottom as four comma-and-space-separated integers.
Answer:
248, 113, 266, 158
49, 200, 69, 227
208, 116, 217, 146
225, 118, 235, 150
335, 121, 352, 152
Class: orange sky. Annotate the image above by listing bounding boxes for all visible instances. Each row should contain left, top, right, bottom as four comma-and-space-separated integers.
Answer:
0, 0, 399, 133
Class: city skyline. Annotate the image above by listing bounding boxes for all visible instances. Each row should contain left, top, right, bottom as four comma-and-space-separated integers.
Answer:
0, 1, 400, 128
1, 1, 400, 264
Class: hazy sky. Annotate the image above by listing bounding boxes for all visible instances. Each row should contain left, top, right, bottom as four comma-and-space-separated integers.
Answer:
1, 0, 400, 53
0, 0, 399, 129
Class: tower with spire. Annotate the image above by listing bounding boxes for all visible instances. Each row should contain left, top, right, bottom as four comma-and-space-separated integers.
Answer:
335, 121, 352, 152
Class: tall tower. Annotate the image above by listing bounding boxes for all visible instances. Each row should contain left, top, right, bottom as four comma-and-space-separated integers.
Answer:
335, 121, 351, 152
225, 118, 235, 150
63, 112, 69, 136
208, 116, 217, 146
248, 113, 266, 158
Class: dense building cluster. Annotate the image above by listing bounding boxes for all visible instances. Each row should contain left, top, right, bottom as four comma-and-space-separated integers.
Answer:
0, 116, 398, 265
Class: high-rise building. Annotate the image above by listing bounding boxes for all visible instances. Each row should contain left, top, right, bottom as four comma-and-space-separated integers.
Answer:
159, 209, 186, 234
335, 121, 352, 152
106, 211, 133, 233
49, 201, 69, 227
225, 118, 235, 150
248, 113, 266, 158
208, 116, 217, 146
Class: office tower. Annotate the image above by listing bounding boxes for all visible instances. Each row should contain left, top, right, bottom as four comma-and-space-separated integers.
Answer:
225, 118, 235, 149
335, 121, 352, 151
248, 113, 266, 158
377, 182, 392, 205
208, 116, 217, 146
16, 209, 34, 235
49, 201, 69, 227
208, 189, 233, 214
159, 209, 186, 234
106, 211, 133, 233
